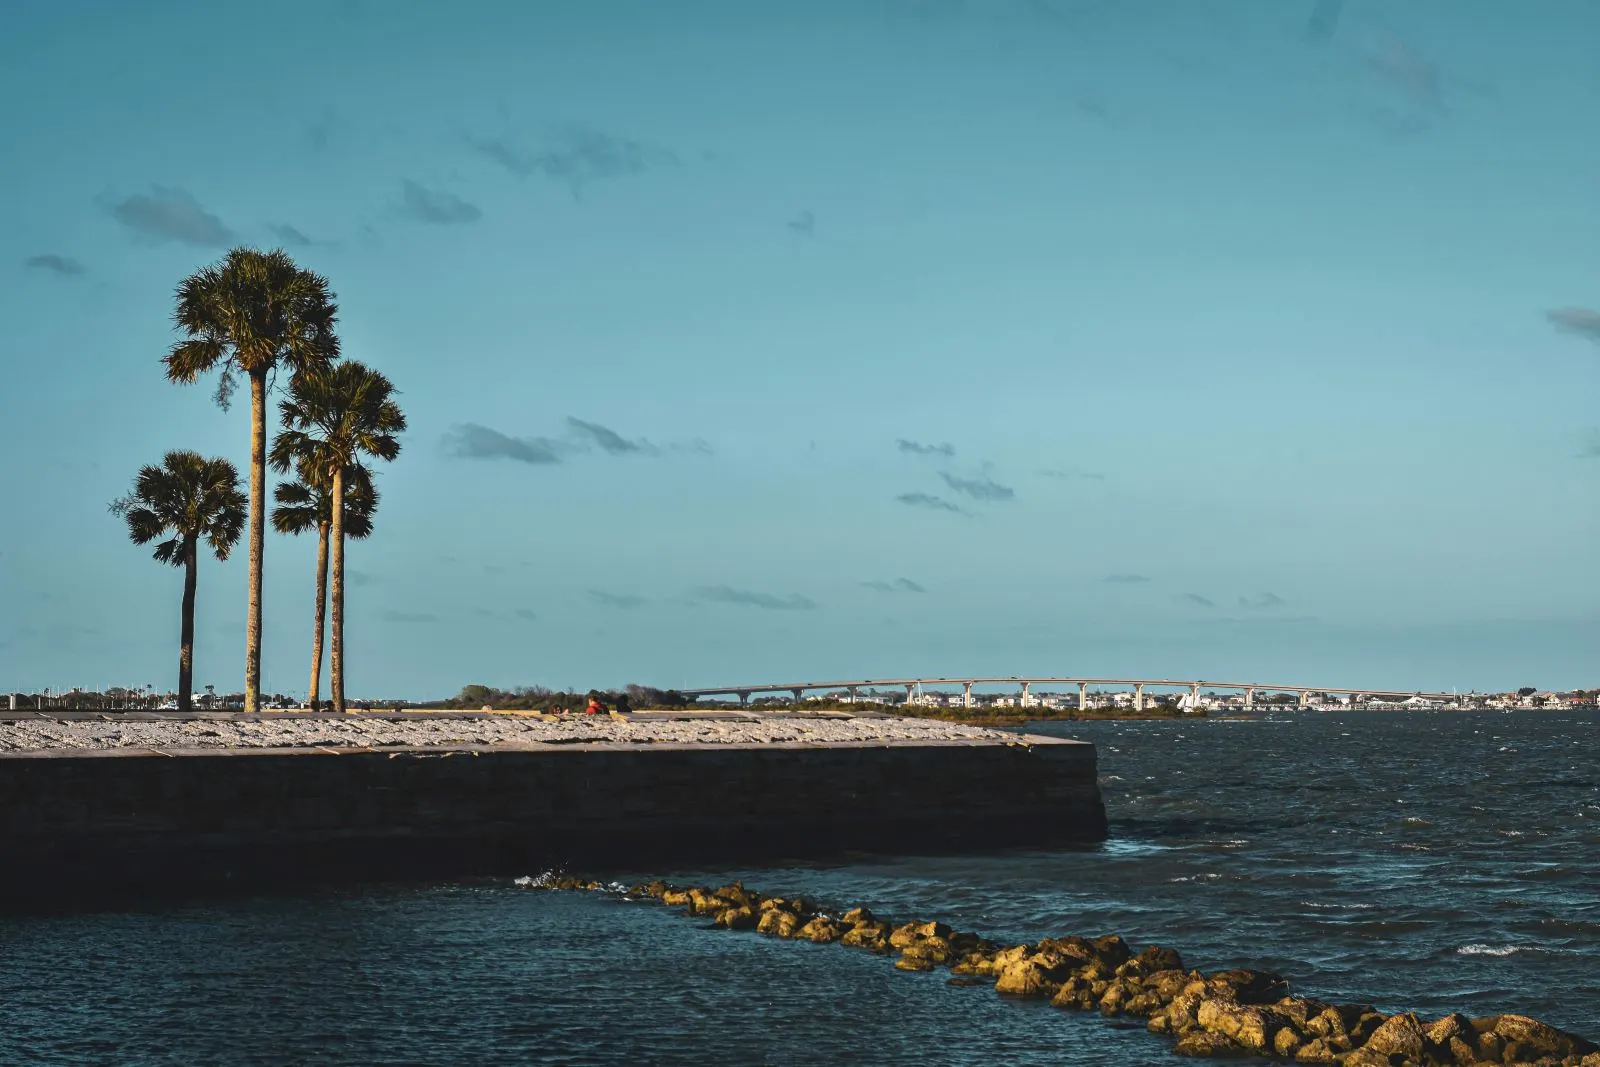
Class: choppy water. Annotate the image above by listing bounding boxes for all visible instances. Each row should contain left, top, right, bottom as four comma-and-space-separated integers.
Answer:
1, 710, 1595, 1065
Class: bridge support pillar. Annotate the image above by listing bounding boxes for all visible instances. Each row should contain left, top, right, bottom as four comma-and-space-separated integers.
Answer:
847, 686, 858, 704
1133, 683, 1144, 711
1189, 684, 1200, 711
736, 691, 751, 706
1077, 682, 1087, 711
1244, 687, 1254, 709
1298, 690, 1309, 709
1353, 692, 1365, 707
791, 688, 804, 704
1019, 681, 1031, 708
962, 682, 973, 709
904, 683, 917, 706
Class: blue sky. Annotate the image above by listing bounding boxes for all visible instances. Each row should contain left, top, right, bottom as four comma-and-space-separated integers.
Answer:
2, 0, 1597, 698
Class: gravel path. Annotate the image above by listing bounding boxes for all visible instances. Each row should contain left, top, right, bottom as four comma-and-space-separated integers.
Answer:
0, 714, 1015, 754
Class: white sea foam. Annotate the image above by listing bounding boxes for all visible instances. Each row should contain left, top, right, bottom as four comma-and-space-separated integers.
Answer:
1457, 944, 1526, 956
1301, 902, 1377, 910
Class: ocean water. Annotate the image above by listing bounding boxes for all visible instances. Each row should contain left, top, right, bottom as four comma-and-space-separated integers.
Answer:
1, 710, 1595, 1065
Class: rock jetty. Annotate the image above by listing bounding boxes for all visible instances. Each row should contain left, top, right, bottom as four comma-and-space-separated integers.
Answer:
527, 875, 1599, 1067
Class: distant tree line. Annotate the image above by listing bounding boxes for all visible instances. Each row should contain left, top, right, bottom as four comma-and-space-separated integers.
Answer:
435, 684, 693, 712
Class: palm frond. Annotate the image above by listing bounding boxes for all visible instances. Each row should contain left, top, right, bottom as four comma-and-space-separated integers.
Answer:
112, 450, 245, 564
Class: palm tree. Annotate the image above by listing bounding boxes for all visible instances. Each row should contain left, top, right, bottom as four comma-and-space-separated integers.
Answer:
164, 247, 340, 713
272, 459, 377, 712
271, 361, 405, 712
110, 452, 247, 713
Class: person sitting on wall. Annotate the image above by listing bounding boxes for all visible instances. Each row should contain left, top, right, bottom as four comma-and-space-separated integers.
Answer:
585, 691, 606, 715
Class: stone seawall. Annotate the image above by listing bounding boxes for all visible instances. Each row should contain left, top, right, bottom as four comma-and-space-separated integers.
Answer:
0, 735, 1105, 909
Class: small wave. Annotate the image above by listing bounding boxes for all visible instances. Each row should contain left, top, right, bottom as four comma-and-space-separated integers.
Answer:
1457, 944, 1527, 957
1300, 902, 1377, 910
1170, 873, 1223, 883
1401, 816, 1433, 826
512, 871, 562, 888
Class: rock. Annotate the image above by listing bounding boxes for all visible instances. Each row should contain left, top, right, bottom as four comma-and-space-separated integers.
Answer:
1203, 969, 1290, 1005
840, 921, 891, 952
995, 958, 1071, 998
686, 887, 723, 916
895, 956, 936, 972
1172, 1032, 1239, 1057
1196, 997, 1290, 1054
757, 908, 802, 938
1149, 991, 1205, 1035
899, 936, 954, 966
795, 916, 844, 943
839, 906, 875, 926
713, 881, 757, 909
713, 905, 757, 931
889, 921, 951, 949
1473, 1029, 1504, 1063
1489, 1014, 1598, 1061
661, 888, 694, 908
1361, 1012, 1426, 1062
628, 880, 669, 898
1146, 969, 1200, 1004
1292, 1037, 1339, 1064
1138, 945, 1185, 973
1098, 982, 1130, 1017
1339, 1049, 1396, 1067
1273, 1026, 1303, 1058
1051, 975, 1099, 1012
1091, 934, 1133, 968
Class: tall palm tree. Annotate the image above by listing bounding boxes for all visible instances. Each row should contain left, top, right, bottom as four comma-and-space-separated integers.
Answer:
111, 452, 247, 713
272, 459, 377, 712
271, 361, 405, 712
164, 247, 340, 713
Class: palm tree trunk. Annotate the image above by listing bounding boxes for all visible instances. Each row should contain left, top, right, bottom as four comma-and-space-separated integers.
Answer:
245, 370, 267, 714
178, 536, 197, 714
308, 520, 329, 712
329, 464, 346, 714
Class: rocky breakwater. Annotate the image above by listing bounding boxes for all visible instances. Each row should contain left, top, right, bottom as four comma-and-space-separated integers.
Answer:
530, 876, 1599, 1067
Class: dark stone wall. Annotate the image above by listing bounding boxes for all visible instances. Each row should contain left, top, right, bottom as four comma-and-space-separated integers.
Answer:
0, 738, 1105, 909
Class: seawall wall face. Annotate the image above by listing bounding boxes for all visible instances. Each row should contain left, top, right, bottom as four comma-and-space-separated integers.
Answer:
0, 737, 1105, 907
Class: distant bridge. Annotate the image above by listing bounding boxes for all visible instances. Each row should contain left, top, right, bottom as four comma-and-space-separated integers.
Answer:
676, 677, 1470, 711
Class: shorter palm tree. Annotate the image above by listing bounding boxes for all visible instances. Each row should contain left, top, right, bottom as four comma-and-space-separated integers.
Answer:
271, 361, 405, 712
111, 451, 247, 713
272, 459, 377, 712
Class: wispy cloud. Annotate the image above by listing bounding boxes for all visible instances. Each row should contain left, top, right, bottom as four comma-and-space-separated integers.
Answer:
24, 253, 85, 276
471, 127, 677, 198
399, 180, 482, 224
269, 223, 318, 247
381, 609, 438, 624
1039, 467, 1105, 481
1103, 574, 1149, 584
1238, 592, 1287, 610
1546, 307, 1600, 345
898, 439, 955, 457
107, 187, 233, 246
862, 578, 926, 594
940, 471, 1015, 502
566, 417, 648, 455
513, 608, 538, 621
442, 423, 562, 465
1177, 593, 1216, 608
896, 492, 967, 514
589, 590, 649, 609
692, 585, 817, 611
1305, 0, 1343, 43
1365, 34, 1442, 110
788, 210, 815, 236
347, 569, 374, 587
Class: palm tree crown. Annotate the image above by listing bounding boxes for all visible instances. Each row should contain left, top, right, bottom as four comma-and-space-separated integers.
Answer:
112, 451, 246, 564
165, 247, 340, 404
271, 361, 406, 477
272, 460, 378, 541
